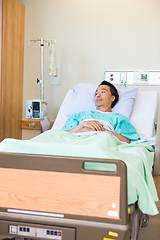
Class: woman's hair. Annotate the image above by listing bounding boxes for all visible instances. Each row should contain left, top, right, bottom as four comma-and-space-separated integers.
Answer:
99, 80, 119, 108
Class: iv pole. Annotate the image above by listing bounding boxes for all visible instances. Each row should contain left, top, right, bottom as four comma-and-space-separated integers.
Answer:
29, 38, 56, 100
38, 38, 44, 100
41, 38, 44, 99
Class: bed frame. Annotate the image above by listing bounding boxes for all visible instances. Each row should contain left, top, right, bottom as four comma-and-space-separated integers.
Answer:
0, 152, 134, 240
0, 86, 159, 240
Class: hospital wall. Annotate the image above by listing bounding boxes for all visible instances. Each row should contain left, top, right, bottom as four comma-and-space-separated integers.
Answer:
18, 0, 160, 121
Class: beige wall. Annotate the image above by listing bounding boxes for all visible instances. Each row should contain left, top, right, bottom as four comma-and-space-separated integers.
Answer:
19, 0, 160, 120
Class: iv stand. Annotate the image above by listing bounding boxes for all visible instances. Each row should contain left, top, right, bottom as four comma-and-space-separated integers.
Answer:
39, 38, 44, 100
29, 38, 56, 100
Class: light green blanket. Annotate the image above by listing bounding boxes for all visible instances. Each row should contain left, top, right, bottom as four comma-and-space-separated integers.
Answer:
0, 130, 158, 215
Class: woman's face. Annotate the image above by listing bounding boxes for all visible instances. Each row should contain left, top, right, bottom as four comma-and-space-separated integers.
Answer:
94, 85, 115, 109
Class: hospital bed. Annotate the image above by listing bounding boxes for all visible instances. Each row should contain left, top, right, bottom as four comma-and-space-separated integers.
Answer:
53, 83, 160, 176
0, 83, 159, 240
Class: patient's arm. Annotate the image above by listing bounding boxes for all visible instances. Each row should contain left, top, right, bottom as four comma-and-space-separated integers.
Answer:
66, 120, 130, 143
104, 129, 130, 143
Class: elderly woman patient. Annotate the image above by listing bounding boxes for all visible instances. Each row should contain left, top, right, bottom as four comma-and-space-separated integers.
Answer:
62, 81, 140, 144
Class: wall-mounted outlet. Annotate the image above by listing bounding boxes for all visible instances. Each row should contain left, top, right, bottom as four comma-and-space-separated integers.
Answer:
132, 72, 149, 84
141, 73, 148, 81
105, 71, 160, 85
120, 72, 127, 84
104, 72, 120, 84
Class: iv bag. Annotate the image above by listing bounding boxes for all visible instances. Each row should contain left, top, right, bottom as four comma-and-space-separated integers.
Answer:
49, 42, 56, 76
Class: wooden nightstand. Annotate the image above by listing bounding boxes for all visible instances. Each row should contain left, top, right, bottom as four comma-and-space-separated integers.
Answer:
21, 120, 54, 139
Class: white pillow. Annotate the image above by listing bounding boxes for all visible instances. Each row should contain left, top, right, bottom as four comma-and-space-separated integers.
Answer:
52, 90, 73, 130
130, 91, 158, 139
67, 83, 138, 119
67, 83, 97, 116
112, 87, 139, 119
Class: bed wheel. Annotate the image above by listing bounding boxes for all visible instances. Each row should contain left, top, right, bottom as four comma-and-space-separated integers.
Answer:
141, 214, 149, 227
129, 207, 142, 240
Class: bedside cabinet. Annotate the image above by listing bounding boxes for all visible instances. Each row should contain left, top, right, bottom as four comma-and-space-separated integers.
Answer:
21, 120, 54, 140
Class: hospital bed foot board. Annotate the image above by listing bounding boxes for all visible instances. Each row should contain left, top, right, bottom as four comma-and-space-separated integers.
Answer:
0, 153, 129, 240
